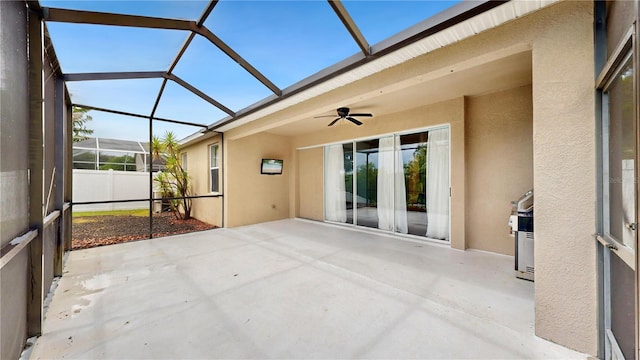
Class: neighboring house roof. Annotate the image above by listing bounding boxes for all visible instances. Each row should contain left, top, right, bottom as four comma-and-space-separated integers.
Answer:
74, 137, 149, 154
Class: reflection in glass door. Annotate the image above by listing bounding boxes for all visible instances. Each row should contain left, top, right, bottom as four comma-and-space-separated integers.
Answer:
399, 132, 429, 236
355, 139, 379, 229
324, 127, 449, 241
344, 143, 354, 225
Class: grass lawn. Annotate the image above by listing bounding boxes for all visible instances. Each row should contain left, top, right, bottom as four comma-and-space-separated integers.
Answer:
72, 209, 149, 218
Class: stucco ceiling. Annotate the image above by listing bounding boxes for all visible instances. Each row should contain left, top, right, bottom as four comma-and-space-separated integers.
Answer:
265, 50, 532, 137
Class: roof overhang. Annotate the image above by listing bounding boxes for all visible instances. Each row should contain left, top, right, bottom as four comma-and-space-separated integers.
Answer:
212, 0, 560, 134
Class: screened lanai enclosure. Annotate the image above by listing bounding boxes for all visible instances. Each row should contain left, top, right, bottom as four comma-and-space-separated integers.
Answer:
2, 1, 487, 357
3, 0, 633, 359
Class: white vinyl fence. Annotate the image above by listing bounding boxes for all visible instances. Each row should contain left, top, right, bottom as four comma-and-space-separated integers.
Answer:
73, 169, 150, 212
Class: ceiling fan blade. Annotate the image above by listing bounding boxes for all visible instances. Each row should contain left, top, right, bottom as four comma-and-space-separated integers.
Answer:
348, 113, 372, 117
314, 115, 338, 118
328, 117, 341, 126
346, 117, 363, 125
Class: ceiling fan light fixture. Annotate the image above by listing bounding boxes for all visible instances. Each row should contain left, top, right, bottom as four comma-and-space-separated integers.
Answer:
314, 107, 373, 127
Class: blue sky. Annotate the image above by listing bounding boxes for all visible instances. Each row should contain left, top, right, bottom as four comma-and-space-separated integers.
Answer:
43, 0, 460, 142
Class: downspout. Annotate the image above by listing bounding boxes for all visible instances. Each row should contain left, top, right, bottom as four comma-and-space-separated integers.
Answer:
221, 132, 225, 228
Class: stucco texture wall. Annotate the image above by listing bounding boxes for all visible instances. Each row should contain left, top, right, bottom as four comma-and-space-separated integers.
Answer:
180, 134, 223, 227
297, 147, 324, 221
466, 85, 533, 255
292, 2, 596, 353
224, 132, 291, 227
530, 1, 597, 354
206, 0, 597, 354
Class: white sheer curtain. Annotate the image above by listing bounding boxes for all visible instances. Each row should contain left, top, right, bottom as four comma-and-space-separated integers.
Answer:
426, 128, 449, 240
325, 144, 347, 222
377, 136, 408, 233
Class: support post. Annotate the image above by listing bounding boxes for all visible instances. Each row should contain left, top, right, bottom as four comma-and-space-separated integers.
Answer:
54, 77, 65, 276
27, 8, 44, 337
65, 101, 73, 251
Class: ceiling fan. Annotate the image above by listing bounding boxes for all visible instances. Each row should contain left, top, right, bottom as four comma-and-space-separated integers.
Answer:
314, 107, 373, 126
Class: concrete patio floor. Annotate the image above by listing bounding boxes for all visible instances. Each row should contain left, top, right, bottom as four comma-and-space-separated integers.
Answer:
30, 219, 587, 359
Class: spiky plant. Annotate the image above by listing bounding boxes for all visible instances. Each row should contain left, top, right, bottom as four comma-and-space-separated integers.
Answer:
152, 131, 192, 220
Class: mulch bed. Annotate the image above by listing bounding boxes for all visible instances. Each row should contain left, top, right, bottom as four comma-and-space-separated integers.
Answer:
72, 212, 216, 250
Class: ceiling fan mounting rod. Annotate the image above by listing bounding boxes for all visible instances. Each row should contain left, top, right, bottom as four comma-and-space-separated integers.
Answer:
337, 107, 350, 117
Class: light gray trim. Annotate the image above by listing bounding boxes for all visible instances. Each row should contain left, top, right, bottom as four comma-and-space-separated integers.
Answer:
602, 90, 611, 235
43, 210, 60, 228
328, 0, 370, 56
606, 329, 626, 360
0, 230, 38, 271
596, 27, 633, 89
64, 71, 164, 82
604, 248, 613, 359
42, 7, 193, 31
165, 73, 235, 117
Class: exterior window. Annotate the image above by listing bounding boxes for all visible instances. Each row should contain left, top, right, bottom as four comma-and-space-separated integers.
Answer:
181, 152, 187, 171
209, 144, 219, 193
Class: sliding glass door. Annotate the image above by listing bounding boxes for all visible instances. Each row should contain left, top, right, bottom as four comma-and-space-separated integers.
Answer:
324, 127, 450, 241
355, 139, 380, 229
399, 132, 428, 236
324, 143, 353, 224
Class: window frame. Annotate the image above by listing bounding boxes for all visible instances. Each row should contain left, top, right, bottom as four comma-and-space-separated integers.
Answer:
181, 152, 187, 171
597, 30, 636, 270
209, 143, 220, 194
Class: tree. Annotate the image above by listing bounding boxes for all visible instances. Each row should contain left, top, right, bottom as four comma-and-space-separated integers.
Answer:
356, 162, 378, 206
73, 106, 94, 142
404, 145, 427, 205
152, 131, 192, 220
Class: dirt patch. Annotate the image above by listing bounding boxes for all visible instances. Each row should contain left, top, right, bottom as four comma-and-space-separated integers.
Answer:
72, 212, 216, 250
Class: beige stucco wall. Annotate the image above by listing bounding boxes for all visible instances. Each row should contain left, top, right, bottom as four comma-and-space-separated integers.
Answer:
193, 0, 597, 354
466, 85, 533, 255
530, 1, 596, 354
224, 132, 291, 227
297, 147, 324, 221
180, 134, 223, 227
290, 2, 596, 353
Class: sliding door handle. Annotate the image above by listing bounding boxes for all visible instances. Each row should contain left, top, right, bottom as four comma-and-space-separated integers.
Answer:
625, 223, 637, 231
593, 233, 618, 251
